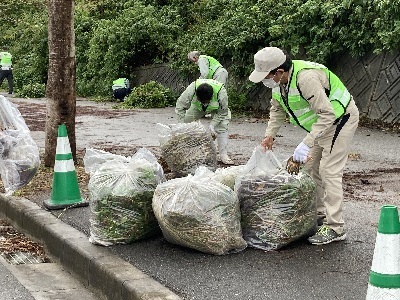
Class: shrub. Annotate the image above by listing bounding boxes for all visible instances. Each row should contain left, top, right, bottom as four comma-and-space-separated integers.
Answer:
119, 81, 177, 109
227, 87, 251, 115
76, 1, 182, 97
17, 83, 46, 98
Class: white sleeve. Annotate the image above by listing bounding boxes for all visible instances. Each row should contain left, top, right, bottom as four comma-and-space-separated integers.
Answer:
197, 57, 210, 79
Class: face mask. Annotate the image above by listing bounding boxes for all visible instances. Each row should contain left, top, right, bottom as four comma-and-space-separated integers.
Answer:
261, 78, 280, 88
261, 71, 284, 88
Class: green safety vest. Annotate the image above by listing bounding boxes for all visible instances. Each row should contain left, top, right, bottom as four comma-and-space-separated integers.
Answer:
193, 79, 223, 113
199, 55, 223, 79
0, 52, 12, 68
112, 78, 129, 90
272, 60, 351, 132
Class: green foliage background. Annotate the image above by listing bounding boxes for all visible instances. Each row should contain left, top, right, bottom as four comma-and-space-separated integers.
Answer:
119, 81, 177, 108
0, 0, 399, 107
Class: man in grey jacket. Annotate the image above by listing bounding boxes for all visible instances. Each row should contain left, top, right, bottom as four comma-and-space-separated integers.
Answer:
188, 51, 228, 87
175, 79, 233, 165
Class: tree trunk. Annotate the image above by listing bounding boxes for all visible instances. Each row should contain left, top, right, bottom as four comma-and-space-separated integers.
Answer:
44, 0, 76, 167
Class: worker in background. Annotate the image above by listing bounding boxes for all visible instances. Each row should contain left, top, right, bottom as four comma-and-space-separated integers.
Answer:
112, 78, 131, 101
188, 51, 228, 88
175, 78, 234, 165
0, 46, 13, 95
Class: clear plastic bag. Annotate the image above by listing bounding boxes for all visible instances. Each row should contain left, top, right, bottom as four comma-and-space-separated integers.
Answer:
157, 121, 217, 176
213, 165, 245, 190
235, 146, 317, 251
0, 96, 40, 195
194, 165, 245, 191
152, 171, 247, 255
85, 148, 164, 246
84, 147, 164, 179
83, 148, 128, 175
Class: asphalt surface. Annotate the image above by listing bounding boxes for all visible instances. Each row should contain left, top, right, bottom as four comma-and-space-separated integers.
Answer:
1, 94, 400, 300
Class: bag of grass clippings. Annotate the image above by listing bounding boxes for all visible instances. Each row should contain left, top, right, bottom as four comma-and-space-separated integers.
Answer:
153, 171, 247, 255
194, 165, 245, 191
235, 146, 317, 251
0, 96, 39, 195
86, 148, 164, 246
157, 121, 217, 176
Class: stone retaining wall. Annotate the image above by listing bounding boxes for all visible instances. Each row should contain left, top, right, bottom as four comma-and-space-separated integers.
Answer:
331, 51, 400, 123
131, 51, 400, 123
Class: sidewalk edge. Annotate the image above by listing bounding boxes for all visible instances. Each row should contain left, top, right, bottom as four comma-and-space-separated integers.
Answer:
0, 194, 182, 300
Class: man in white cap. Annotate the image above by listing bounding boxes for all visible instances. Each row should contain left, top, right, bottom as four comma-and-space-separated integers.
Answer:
188, 51, 228, 87
249, 46, 359, 245
175, 78, 234, 165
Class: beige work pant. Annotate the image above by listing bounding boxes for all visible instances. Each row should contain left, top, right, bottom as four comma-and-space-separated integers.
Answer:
304, 100, 359, 234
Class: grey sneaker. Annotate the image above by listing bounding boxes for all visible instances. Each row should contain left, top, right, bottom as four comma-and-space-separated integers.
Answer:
308, 225, 346, 245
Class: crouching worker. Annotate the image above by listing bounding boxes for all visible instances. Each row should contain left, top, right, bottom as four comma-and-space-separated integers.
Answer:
175, 79, 234, 165
112, 78, 131, 101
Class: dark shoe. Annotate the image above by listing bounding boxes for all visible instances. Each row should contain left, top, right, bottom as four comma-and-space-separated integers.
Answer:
308, 225, 346, 245
317, 215, 326, 226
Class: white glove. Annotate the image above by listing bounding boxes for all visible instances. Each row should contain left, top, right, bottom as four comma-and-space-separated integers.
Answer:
293, 142, 310, 164
209, 125, 217, 140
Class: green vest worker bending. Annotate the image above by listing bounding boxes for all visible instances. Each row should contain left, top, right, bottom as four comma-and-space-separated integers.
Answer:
0, 46, 13, 94
249, 46, 359, 245
175, 79, 233, 165
188, 51, 228, 88
112, 78, 131, 101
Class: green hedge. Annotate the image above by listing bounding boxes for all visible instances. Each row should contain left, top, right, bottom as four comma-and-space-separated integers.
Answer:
119, 81, 177, 109
1, 0, 399, 105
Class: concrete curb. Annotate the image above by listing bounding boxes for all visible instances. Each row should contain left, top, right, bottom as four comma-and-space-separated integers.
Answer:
0, 194, 182, 300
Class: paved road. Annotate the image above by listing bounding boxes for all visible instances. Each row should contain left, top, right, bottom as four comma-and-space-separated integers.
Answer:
3, 94, 400, 300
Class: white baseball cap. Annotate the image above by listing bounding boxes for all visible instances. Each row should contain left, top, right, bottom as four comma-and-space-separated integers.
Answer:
188, 50, 200, 61
249, 47, 286, 83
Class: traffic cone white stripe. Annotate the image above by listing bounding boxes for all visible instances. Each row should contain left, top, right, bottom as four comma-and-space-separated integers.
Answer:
56, 136, 72, 154
366, 285, 400, 299
366, 205, 400, 299
370, 233, 400, 275
54, 159, 76, 173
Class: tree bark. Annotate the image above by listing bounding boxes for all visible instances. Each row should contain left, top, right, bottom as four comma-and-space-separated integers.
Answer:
44, 0, 76, 167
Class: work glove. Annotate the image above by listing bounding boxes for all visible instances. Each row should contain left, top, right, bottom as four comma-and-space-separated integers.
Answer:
293, 142, 310, 164
209, 125, 217, 140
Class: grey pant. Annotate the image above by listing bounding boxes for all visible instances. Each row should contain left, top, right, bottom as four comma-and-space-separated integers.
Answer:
183, 105, 230, 133
304, 100, 359, 234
